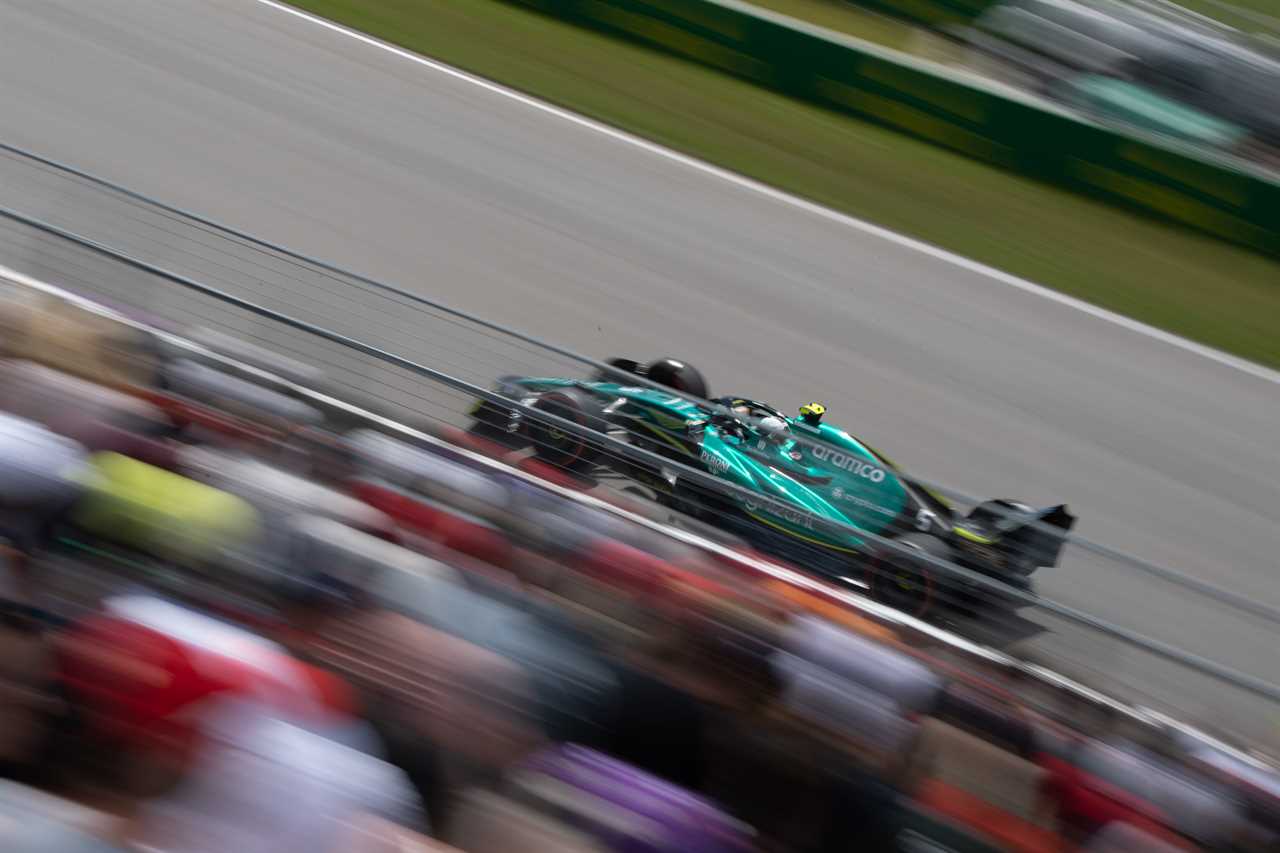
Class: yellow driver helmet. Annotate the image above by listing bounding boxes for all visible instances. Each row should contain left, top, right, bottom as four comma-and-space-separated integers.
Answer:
798, 402, 826, 425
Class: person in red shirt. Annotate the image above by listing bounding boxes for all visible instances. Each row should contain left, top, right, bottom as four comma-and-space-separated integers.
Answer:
18, 594, 425, 852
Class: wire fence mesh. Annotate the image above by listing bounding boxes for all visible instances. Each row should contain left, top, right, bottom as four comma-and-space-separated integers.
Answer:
1, 141, 1279, 755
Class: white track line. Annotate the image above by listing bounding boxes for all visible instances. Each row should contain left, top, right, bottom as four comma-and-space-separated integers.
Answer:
253, 0, 1280, 389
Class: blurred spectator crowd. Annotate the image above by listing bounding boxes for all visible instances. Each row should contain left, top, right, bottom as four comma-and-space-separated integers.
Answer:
0, 281, 1278, 852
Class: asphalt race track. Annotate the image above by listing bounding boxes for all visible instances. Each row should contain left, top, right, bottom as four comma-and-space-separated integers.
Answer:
2, 0, 1280, 747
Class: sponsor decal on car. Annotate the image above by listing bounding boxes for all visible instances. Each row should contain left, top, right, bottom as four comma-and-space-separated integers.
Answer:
810, 445, 886, 482
744, 497, 815, 530
830, 486, 899, 518
700, 449, 730, 474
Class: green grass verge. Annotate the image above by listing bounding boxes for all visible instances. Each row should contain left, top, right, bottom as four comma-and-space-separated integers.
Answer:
289, 0, 1280, 368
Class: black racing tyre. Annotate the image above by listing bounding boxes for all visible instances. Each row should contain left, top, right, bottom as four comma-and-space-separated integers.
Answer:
525, 388, 607, 474
591, 358, 644, 383
645, 358, 709, 399
865, 533, 946, 619
468, 401, 529, 449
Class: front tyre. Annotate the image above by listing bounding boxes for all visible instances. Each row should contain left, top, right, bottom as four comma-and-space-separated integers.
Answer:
468, 401, 528, 449
525, 388, 607, 474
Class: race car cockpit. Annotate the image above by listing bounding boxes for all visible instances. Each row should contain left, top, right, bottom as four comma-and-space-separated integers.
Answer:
708, 399, 833, 467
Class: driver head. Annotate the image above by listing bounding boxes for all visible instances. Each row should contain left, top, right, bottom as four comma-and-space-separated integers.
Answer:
757, 416, 790, 445
798, 402, 825, 426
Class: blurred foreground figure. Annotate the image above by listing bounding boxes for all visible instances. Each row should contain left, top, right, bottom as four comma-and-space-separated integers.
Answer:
7, 596, 425, 852
297, 607, 548, 834
126, 697, 421, 853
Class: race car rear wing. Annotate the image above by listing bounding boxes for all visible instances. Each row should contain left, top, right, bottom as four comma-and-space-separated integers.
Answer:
997, 503, 1076, 573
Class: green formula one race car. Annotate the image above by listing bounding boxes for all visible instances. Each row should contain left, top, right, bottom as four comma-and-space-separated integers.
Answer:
470, 357, 1074, 617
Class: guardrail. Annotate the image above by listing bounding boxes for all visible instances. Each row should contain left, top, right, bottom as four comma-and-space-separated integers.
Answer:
8, 257, 1280, 791
14, 260, 1280, 848
4, 141, 1278, 633
2, 141, 1279, 753
501, 0, 1280, 256
3, 140, 1278, 628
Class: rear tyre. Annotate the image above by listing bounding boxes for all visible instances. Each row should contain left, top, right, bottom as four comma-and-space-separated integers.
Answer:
645, 358, 709, 399
525, 388, 607, 474
591, 358, 643, 383
865, 532, 944, 619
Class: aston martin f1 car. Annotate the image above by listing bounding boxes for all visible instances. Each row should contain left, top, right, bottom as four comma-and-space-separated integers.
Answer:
470, 357, 1074, 616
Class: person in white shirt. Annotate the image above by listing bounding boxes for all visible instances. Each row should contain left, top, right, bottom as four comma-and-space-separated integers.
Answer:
127, 696, 424, 853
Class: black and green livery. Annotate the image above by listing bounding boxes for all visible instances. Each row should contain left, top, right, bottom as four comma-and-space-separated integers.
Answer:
471, 357, 1074, 616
